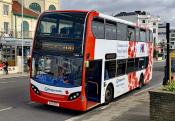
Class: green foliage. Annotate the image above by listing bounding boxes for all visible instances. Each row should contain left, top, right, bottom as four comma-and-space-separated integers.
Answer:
163, 81, 175, 92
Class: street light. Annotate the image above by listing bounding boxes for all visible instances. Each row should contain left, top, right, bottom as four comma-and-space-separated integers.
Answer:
163, 23, 170, 85
21, 0, 24, 74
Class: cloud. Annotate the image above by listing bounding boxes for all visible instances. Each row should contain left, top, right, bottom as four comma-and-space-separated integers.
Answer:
61, 0, 175, 28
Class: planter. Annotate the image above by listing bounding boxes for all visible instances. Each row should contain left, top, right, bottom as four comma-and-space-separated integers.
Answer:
149, 89, 175, 121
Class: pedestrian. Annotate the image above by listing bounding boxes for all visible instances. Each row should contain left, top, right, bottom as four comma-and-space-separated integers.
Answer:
3, 60, 8, 75
27, 57, 31, 71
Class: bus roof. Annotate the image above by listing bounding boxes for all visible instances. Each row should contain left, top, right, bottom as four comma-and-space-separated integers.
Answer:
41, 10, 152, 31
99, 13, 152, 31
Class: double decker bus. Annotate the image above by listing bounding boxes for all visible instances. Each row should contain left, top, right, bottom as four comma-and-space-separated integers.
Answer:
30, 10, 153, 111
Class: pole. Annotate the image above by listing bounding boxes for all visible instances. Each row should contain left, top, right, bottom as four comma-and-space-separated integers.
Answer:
163, 23, 170, 85
21, 0, 24, 74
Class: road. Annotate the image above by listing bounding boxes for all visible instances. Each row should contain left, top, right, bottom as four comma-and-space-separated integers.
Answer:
0, 61, 165, 121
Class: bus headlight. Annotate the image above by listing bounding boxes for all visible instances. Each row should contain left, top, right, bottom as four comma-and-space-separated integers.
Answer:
68, 92, 81, 100
31, 84, 40, 95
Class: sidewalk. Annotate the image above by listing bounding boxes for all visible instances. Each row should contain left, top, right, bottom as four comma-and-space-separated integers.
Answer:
66, 90, 151, 121
0, 73, 29, 79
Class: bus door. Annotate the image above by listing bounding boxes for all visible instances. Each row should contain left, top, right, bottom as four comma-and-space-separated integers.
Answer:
86, 60, 102, 104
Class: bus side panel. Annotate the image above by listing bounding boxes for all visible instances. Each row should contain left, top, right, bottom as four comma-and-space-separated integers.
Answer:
144, 42, 154, 84
83, 11, 99, 109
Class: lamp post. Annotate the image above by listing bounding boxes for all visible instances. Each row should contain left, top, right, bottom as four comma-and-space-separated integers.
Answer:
21, 0, 24, 74
163, 23, 170, 85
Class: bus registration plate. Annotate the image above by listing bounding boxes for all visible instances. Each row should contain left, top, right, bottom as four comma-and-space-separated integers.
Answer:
48, 101, 59, 107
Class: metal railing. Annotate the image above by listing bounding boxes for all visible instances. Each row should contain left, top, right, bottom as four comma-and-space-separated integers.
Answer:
0, 31, 34, 39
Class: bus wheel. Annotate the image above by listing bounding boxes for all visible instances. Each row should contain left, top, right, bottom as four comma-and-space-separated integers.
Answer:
105, 85, 113, 104
138, 75, 144, 89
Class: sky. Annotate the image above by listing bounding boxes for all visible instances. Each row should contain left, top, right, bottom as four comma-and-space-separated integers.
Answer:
61, 0, 175, 28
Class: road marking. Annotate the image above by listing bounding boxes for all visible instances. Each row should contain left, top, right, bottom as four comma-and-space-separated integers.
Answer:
0, 81, 17, 84
28, 102, 36, 105
0, 107, 12, 112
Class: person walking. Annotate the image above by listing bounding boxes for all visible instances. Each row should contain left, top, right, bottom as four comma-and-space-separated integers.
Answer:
3, 60, 8, 75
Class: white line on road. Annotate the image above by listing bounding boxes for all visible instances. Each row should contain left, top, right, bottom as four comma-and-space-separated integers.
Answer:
28, 102, 36, 105
0, 107, 12, 112
0, 81, 17, 84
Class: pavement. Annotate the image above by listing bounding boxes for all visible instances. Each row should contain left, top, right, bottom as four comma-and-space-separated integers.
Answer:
0, 73, 29, 79
66, 84, 161, 121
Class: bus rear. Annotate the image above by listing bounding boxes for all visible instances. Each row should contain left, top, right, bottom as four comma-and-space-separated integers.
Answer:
30, 11, 90, 111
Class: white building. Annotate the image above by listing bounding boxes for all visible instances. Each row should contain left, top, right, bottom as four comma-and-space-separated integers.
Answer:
158, 23, 167, 43
115, 11, 160, 46
170, 30, 175, 50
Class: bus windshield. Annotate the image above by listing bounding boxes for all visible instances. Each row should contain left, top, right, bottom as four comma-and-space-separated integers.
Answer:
31, 12, 87, 88
34, 12, 87, 56
32, 52, 83, 88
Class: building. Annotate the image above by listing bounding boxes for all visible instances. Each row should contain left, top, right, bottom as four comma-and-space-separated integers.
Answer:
158, 23, 167, 43
17, 0, 60, 13
115, 11, 160, 46
170, 29, 175, 50
12, 0, 39, 39
12, 0, 60, 39
0, 0, 12, 36
0, 0, 60, 74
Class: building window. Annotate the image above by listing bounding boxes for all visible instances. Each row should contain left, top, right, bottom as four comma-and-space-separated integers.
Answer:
153, 22, 156, 26
153, 29, 156, 33
171, 33, 175, 37
4, 22, 9, 34
49, 5, 56, 10
29, 3, 41, 13
21, 21, 29, 38
142, 20, 146, 23
3, 5, 9, 15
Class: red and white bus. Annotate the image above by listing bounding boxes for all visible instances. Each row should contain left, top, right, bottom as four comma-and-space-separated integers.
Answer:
30, 10, 153, 111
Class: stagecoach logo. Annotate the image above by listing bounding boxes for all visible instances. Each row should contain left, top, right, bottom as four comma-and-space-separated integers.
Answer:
116, 77, 125, 87
44, 87, 62, 93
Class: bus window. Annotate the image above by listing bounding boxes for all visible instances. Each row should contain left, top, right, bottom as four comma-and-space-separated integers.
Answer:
139, 57, 146, 70
127, 26, 135, 41
136, 28, 140, 41
126, 59, 135, 73
135, 58, 139, 71
117, 23, 127, 41
145, 57, 149, 68
150, 30, 153, 42
117, 59, 126, 76
105, 20, 117, 40
146, 30, 149, 42
34, 12, 86, 55
105, 60, 116, 80
140, 30, 146, 42
92, 18, 105, 39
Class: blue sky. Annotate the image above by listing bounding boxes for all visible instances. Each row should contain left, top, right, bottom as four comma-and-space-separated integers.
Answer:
61, 0, 175, 28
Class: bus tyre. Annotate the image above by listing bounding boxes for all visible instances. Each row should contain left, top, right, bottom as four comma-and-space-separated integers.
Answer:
138, 75, 144, 89
105, 85, 113, 104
